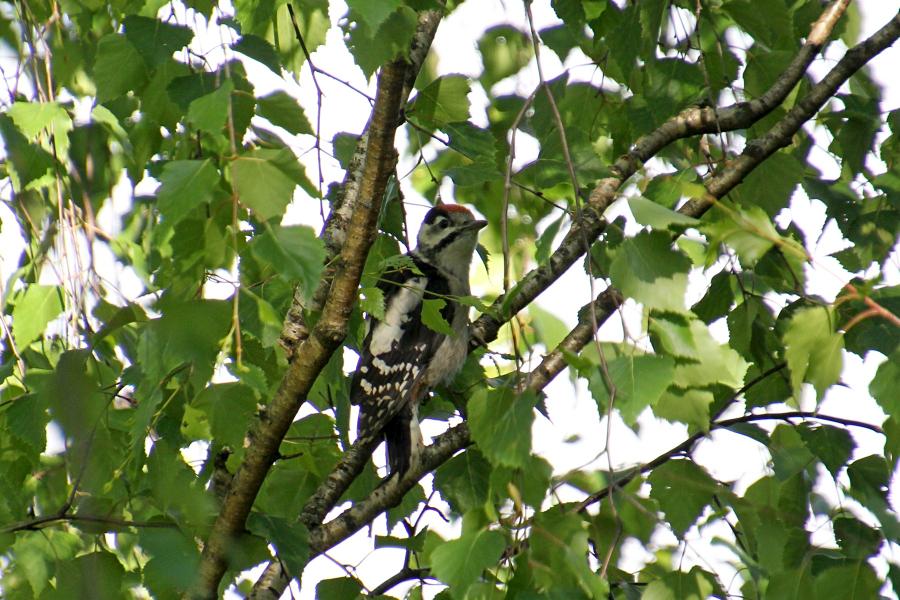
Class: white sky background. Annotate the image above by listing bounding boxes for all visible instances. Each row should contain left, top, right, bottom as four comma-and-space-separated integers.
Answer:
0, 1, 898, 598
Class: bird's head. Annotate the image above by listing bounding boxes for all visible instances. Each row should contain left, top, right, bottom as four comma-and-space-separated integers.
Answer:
415, 204, 487, 271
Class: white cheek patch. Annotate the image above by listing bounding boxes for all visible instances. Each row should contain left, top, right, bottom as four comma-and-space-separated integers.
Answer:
370, 277, 426, 355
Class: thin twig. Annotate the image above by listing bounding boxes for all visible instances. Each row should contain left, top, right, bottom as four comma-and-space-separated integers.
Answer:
369, 567, 431, 596
3, 513, 177, 534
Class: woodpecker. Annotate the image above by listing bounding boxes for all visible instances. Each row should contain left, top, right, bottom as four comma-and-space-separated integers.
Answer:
352, 204, 487, 477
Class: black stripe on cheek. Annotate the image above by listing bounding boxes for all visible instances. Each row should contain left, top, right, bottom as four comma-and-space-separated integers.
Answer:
427, 229, 464, 256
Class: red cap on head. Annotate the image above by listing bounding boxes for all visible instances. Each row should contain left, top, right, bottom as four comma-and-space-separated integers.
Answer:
434, 204, 473, 215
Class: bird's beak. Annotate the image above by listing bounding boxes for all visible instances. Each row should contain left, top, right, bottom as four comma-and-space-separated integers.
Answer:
469, 219, 488, 231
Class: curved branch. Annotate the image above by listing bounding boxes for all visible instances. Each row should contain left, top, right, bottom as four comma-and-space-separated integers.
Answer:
309, 422, 470, 555
577, 405, 883, 513
2, 512, 177, 534
370, 567, 431, 596
719, 410, 884, 435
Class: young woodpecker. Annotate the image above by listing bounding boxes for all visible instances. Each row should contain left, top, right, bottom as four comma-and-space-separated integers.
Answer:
352, 204, 487, 476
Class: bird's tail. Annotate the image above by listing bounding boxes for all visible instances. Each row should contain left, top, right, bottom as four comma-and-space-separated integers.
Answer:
383, 405, 422, 477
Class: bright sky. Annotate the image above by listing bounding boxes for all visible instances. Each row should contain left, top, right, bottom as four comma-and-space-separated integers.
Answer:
0, 1, 898, 598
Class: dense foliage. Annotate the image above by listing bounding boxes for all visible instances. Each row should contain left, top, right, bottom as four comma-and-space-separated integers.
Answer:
1, 0, 898, 598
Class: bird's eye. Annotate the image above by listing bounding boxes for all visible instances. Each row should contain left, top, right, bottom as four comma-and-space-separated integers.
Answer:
436, 218, 449, 229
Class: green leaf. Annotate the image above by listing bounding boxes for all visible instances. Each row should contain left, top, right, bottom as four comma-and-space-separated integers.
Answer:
730, 150, 804, 217
870, 350, 900, 415
347, 0, 402, 31
769, 425, 815, 480
123, 15, 193, 67
140, 58, 188, 129
654, 387, 713, 432
645, 170, 707, 210
434, 449, 492, 514
187, 80, 233, 134
670, 319, 748, 390
831, 94, 881, 175
692, 272, 734, 323
156, 159, 219, 225
166, 71, 219, 109
477, 26, 533, 88
239, 288, 283, 347
12, 284, 64, 347
528, 303, 569, 351
833, 516, 882, 559
813, 561, 880, 599
138, 528, 201, 594
251, 225, 325, 301
421, 298, 455, 335
408, 75, 472, 127
784, 306, 844, 400
641, 566, 718, 600
649, 312, 697, 358
49, 552, 125, 600
7, 101, 71, 140
539, 24, 579, 61
93, 34, 148, 102
847, 455, 890, 502
135, 299, 231, 400
446, 160, 502, 186
441, 121, 496, 161
230, 148, 314, 220
359, 287, 385, 320
493, 454, 553, 509
588, 354, 674, 425
648, 459, 719, 535
468, 388, 535, 468
193, 383, 258, 449
529, 506, 609, 597
842, 285, 900, 356
91, 303, 147, 346
0, 114, 57, 191
797, 424, 855, 478
609, 231, 691, 312
232, 34, 282, 73
40, 350, 106, 446
246, 514, 309, 577
755, 526, 811, 586
629, 196, 700, 230
6, 394, 48, 456
430, 528, 505, 597
344, 6, 417, 79
386, 483, 426, 530
316, 577, 364, 600
604, 4, 641, 78
702, 204, 802, 267
535, 214, 564, 264
145, 440, 216, 528
257, 91, 313, 135
332, 132, 360, 169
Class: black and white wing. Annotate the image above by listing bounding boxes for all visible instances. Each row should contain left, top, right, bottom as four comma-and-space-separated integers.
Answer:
351, 257, 452, 475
